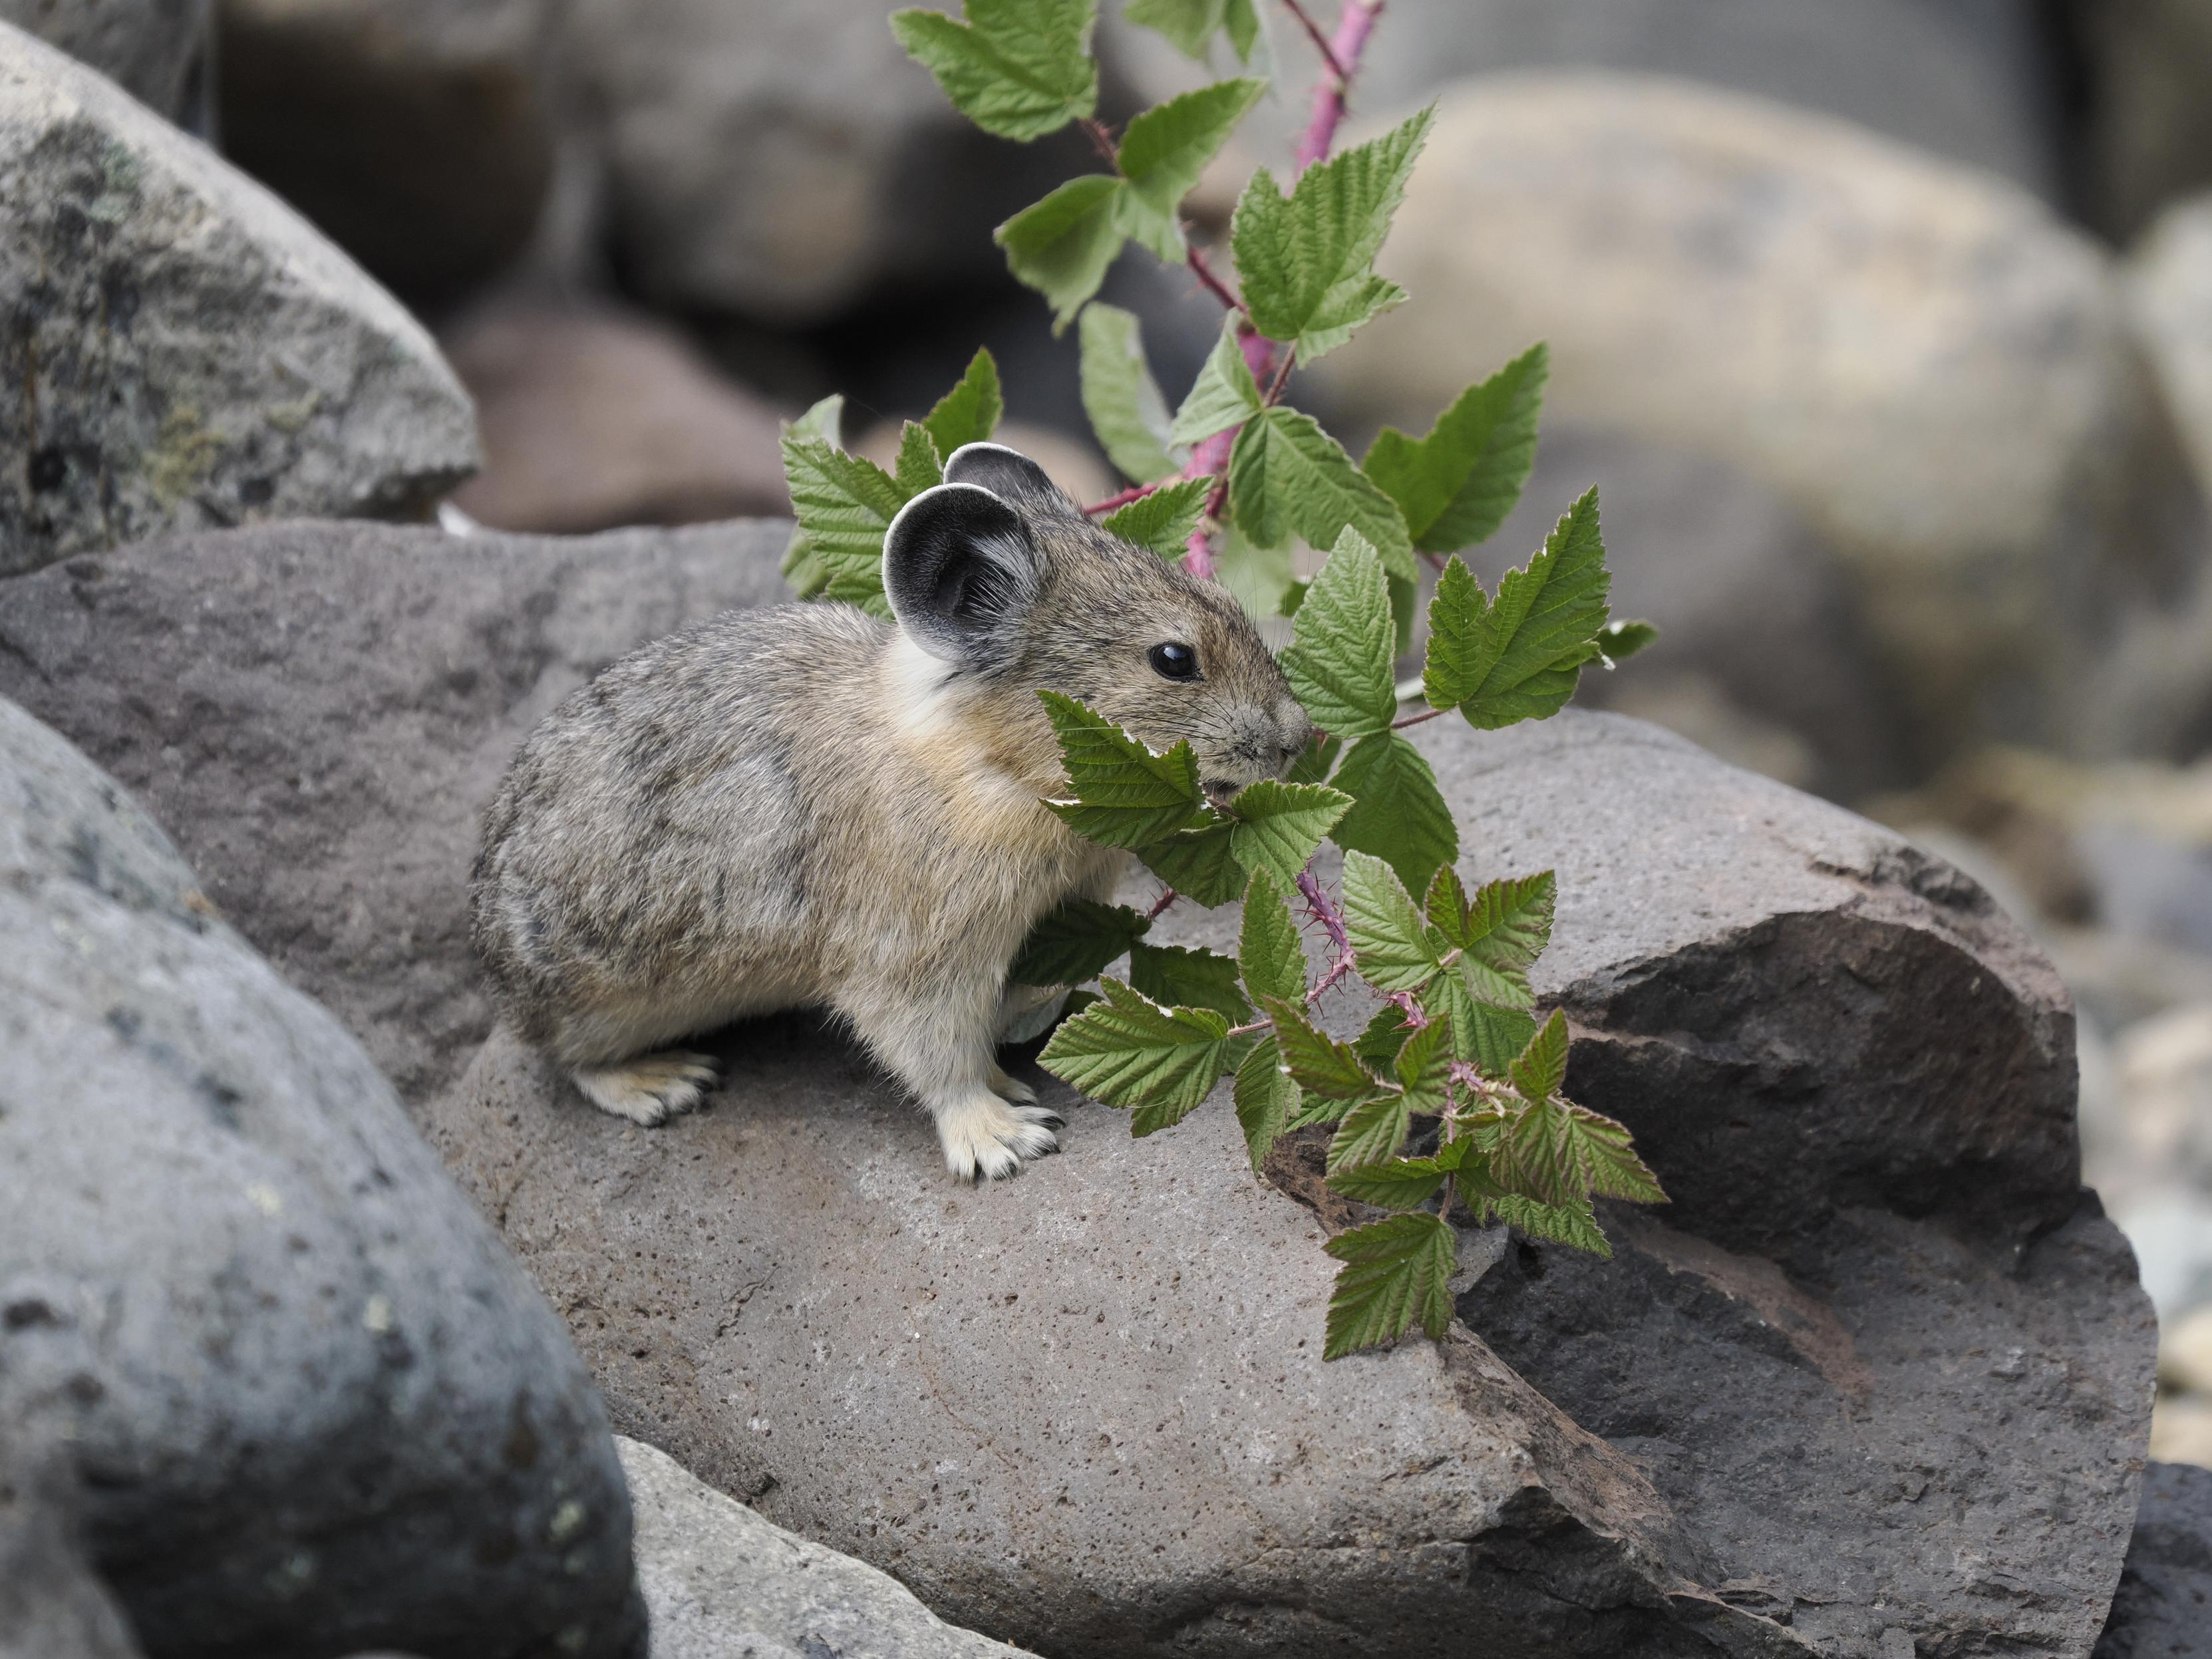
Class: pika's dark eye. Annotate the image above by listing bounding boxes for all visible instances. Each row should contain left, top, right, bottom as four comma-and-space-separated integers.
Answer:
1149, 642, 1199, 682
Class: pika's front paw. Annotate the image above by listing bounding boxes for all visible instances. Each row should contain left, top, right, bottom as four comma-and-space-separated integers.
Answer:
933, 1090, 1061, 1181
573, 1051, 718, 1127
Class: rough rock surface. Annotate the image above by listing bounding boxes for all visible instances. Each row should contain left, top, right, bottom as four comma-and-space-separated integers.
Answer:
1309, 73, 2191, 766
620, 1435, 1033, 1659
424, 713, 2149, 1658
2094, 1461, 2212, 1657
0, 518, 790, 1102
0, 695, 644, 1658
0, 21, 479, 575
442, 294, 792, 533
0, 1424, 143, 1659
553, 0, 1087, 325
217, 0, 555, 303
0, 0, 211, 128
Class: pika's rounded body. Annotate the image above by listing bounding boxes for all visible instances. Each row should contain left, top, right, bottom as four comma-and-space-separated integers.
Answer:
471, 445, 1311, 1178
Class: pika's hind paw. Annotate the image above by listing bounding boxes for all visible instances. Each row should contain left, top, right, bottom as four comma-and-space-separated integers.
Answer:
933, 1090, 1061, 1182
573, 1051, 718, 1127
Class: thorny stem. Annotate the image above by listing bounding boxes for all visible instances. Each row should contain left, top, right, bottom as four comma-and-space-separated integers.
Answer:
1295, 1, 1384, 173
1297, 868, 1356, 1001
1081, 116, 1119, 165
1185, 242, 1249, 317
1085, 481, 1155, 517
1391, 703, 1450, 730
1277, 0, 1349, 81
1145, 887, 1180, 921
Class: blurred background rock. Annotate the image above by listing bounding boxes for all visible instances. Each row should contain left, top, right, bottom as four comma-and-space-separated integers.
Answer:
10, 0, 2212, 1467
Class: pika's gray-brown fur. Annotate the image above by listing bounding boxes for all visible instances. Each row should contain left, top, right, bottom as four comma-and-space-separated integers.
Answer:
471, 444, 1312, 1178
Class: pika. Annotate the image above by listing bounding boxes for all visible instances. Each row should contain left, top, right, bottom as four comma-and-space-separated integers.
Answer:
470, 444, 1313, 1179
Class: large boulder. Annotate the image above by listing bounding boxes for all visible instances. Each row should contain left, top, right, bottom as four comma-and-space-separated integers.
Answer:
2092, 1461, 2212, 1658
0, 694, 644, 1657
2130, 192, 2212, 508
0, 518, 792, 1100
0, 0, 211, 128
2064, 0, 2212, 241
440, 293, 792, 533
550, 0, 1088, 325
0, 1424, 143, 1659
216, 0, 555, 305
0, 518, 2155, 1654
619, 1436, 1033, 1659
0, 21, 479, 577
1307, 73, 2199, 770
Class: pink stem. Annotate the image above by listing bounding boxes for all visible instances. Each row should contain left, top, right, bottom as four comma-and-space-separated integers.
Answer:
1295, 2, 1383, 173
1086, 482, 1154, 516
1145, 887, 1180, 920
1391, 704, 1448, 730
1297, 868, 1356, 1000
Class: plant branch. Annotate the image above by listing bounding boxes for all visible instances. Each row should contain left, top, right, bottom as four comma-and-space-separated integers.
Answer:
1295, 1, 1384, 174
1277, 0, 1348, 80
1081, 116, 1119, 165
1145, 887, 1180, 921
1086, 481, 1156, 516
1185, 241, 1247, 315
1391, 703, 1450, 730
1297, 867, 1356, 1000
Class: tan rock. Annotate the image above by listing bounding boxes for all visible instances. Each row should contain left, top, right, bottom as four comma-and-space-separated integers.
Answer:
2130, 192, 2212, 504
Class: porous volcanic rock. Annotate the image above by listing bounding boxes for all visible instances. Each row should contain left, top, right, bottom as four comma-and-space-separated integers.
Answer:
620, 1435, 1034, 1659
0, 21, 478, 575
0, 695, 644, 1658
2093, 1460, 2212, 1657
0, 517, 792, 1101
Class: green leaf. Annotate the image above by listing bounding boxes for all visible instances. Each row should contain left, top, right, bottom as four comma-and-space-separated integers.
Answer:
922, 349, 1003, 456
1570, 1104, 1667, 1205
1038, 977, 1229, 1121
1130, 942, 1252, 1022
1101, 476, 1214, 559
1440, 871, 1555, 1007
786, 392, 845, 449
1078, 304, 1180, 484
1427, 489, 1613, 729
1354, 1004, 1414, 1070
1261, 996, 1383, 1103
1364, 344, 1548, 555
781, 432, 907, 605
1038, 690, 1204, 847
1286, 732, 1341, 786
997, 174, 1128, 329
780, 528, 829, 599
1238, 866, 1308, 1006
1329, 1090, 1412, 1172
1327, 1139, 1470, 1211
890, 0, 1098, 142
1494, 1092, 1583, 1209
1492, 1193, 1611, 1257
1329, 732, 1458, 896
1135, 813, 1245, 905
1322, 1212, 1454, 1358
1509, 1007, 1571, 1105
1339, 849, 1446, 992
894, 420, 945, 498
1422, 972, 1535, 1079
1011, 898, 1151, 986
1227, 780, 1351, 891
1278, 528, 1398, 740
1126, 0, 1257, 61
1394, 1016, 1456, 1117
1213, 522, 1299, 621
1229, 409, 1415, 580
1231, 106, 1436, 362
1116, 78, 1266, 260
1233, 1034, 1297, 1170
1599, 619, 1658, 662
1169, 319, 1263, 446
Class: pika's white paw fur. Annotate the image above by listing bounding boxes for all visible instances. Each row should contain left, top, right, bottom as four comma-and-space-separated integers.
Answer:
989, 1066, 1039, 1107
573, 1051, 718, 1126
934, 1090, 1062, 1181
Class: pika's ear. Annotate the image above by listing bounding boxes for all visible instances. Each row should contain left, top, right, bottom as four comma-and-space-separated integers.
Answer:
943, 442, 1078, 517
882, 482, 1045, 665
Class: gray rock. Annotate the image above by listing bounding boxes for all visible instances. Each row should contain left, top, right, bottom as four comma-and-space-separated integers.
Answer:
0, 516, 792, 1102
552, 0, 1088, 325
2130, 192, 2212, 509
217, 0, 556, 304
1106, 0, 2064, 200
0, 695, 644, 1657
619, 1435, 1032, 1659
0, 1423, 143, 1659
2066, 0, 2212, 241
1305, 72, 2199, 768
425, 711, 2147, 1658
0, 516, 2152, 1655
0, 20, 479, 575
2094, 1461, 2212, 1658
0, 0, 211, 128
